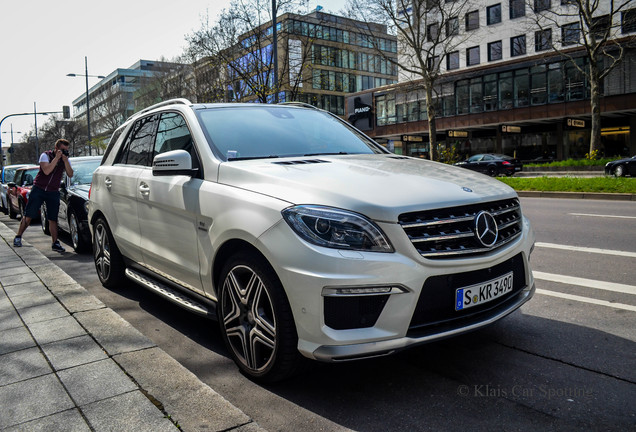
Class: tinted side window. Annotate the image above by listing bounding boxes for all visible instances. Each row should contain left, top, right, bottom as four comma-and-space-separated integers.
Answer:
154, 112, 201, 174
115, 115, 157, 166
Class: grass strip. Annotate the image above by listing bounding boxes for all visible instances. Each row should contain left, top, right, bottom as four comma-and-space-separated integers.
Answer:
497, 176, 636, 194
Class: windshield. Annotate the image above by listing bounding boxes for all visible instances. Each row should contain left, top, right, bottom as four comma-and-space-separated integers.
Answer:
19, 168, 40, 186
68, 159, 101, 185
196, 105, 384, 161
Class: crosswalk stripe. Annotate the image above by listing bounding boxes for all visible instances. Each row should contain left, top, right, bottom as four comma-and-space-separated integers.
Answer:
568, 213, 636, 220
533, 271, 636, 295
536, 289, 636, 312
535, 242, 636, 259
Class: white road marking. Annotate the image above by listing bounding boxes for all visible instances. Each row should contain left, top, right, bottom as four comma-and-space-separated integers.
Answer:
569, 212, 636, 220
535, 242, 636, 258
533, 271, 636, 295
536, 289, 636, 312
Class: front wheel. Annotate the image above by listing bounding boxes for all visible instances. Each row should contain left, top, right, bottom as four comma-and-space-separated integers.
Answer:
41, 203, 50, 235
217, 252, 302, 383
614, 165, 625, 177
93, 217, 126, 288
70, 212, 88, 252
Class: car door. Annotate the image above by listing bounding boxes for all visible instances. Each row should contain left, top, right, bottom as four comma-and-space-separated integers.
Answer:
97, 114, 158, 263
137, 112, 204, 294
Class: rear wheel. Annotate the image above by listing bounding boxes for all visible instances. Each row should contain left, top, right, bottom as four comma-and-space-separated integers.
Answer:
93, 217, 126, 288
41, 203, 50, 235
217, 251, 302, 383
70, 212, 88, 252
487, 166, 497, 177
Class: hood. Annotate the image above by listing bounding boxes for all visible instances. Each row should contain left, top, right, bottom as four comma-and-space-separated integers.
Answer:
217, 154, 516, 222
69, 184, 90, 200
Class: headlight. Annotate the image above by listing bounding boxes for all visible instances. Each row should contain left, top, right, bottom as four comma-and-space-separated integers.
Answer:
282, 205, 394, 252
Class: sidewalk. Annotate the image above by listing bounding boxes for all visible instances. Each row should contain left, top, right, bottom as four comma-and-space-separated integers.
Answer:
0, 222, 265, 432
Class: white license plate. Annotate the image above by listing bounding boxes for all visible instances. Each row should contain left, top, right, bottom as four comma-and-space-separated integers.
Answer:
455, 272, 514, 311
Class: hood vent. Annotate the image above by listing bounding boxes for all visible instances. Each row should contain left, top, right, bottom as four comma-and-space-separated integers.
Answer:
273, 159, 330, 166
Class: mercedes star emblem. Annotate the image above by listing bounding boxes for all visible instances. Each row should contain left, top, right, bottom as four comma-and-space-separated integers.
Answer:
474, 211, 498, 247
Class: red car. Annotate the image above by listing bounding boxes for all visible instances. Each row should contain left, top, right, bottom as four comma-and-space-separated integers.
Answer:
6, 165, 39, 219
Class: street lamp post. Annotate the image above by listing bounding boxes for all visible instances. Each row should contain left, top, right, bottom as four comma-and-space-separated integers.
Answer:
67, 56, 104, 156
2, 125, 22, 165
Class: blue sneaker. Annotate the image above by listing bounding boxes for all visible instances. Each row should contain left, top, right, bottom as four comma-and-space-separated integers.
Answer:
52, 241, 66, 252
13, 236, 22, 247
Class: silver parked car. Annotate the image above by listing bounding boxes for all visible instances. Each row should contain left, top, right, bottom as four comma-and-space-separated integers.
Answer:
89, 99, 536, 382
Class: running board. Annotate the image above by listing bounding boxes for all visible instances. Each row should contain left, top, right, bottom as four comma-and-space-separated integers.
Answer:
125, 268, 212, 317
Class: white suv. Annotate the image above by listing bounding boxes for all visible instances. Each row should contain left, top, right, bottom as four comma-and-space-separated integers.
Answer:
89, 99, 535, 382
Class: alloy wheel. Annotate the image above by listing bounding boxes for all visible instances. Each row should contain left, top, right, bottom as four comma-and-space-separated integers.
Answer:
94, 222, 112, 282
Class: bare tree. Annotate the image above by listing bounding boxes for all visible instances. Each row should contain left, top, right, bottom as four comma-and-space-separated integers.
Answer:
531, 0, 635, 157
185, 0, 315, 103
346, 0, 471, 161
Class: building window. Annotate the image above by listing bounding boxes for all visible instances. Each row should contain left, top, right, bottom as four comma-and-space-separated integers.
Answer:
591, 15, 610, 39
623, 9, 636, 33
534, 0, 550, 12
511, 35, 526, 57
466, 46, 480, 66
427, 56, 440, 72
562, 22, 580, 46
535, 29, 552, 52
447, 51, 460, 70
446, 17, 459, 36
514, 69, 529, 107
427, 23, 439, 41
488, 41, 503, 61
530, 65, 547, 105
465, 10, 479, 31
487, 4, 501, 25
509, 0, 525, 19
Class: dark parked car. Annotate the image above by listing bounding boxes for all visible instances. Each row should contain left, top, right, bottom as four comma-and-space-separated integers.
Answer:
41, 156, 102, 252
454, 153, 523, 177
1, 164, 29, 215
605, 155, 636, 177
6, 166, 40, 219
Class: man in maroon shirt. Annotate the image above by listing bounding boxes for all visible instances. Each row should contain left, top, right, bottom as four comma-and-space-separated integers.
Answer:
13, 139, 74, 252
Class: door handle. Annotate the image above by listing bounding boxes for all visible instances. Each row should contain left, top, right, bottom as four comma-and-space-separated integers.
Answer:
139, 182, 150, 196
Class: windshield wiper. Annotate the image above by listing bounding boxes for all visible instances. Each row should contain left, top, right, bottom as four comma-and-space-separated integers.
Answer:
303, 152, 349, 156
227, 155, 280, 161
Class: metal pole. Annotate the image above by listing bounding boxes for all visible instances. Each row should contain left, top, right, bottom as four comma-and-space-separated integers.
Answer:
34, 102, 39, 158
85, 56, 92, 156
272, 0, 278, 103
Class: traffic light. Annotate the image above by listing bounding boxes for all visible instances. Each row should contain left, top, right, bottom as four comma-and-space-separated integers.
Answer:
63, 105, 71, 119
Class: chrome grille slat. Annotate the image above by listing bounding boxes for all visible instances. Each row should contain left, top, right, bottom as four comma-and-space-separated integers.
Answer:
399, 198, 523, 259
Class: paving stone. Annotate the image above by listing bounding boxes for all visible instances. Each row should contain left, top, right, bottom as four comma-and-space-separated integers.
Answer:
29, 315, 86, 345
82, 391, 178, 432
0, 347, 53, 386
10, 289, 57, 310
0, 374, 74, 429
2, 280, 49, 298
58, 358, 138, 406
16, 301, 70, 325
0, 301, 23, 332
51, 283, 105, 313
0, 271, 40, 286
3, 408, 91, 432
0, 325, 36, 355
41, 334, 108, 371
31, 263, 78, 287
75, 308, 155, 356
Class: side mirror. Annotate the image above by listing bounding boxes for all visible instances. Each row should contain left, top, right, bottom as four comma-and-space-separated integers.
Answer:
7, 181, 16, 188
152, 149, 198, 177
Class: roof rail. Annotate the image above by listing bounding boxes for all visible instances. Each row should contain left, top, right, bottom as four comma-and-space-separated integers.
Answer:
137, 98, 192, 116
278, 101, 318, 110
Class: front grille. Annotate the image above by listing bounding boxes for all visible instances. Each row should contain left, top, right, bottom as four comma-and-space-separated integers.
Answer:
408, 253, 527, 334
399, 198, 522, 259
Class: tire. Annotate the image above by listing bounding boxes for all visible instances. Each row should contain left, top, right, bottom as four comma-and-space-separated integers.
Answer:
614, 165, 625, 177
217, 251, 302, 383
70, 212, 88, 253
93, 217, 126, 288
41, 203, 50, 235
487, 166, 497, 177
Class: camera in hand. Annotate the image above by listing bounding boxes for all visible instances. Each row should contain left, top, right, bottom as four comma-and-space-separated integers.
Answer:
62, 149, 69, 156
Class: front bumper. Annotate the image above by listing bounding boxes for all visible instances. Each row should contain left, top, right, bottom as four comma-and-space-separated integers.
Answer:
258, 215, 536, 362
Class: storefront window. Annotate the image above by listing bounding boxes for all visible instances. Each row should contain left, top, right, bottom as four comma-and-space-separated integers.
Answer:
514, 69, 529, 107
470, 78, 483, 113
548, 63, 565, 103
456, 80, 470, 114
499, 72, 513, 109
484, 74, 498, 111
531, 65, 547, 105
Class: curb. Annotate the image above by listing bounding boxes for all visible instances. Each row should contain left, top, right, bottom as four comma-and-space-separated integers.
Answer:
0, 221, 266, 432
516, 191, 636, 201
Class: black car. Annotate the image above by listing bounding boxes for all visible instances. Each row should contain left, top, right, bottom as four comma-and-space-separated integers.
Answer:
41, 156, 102, 252
454, 153, 523, 177
604, 155, 636, 177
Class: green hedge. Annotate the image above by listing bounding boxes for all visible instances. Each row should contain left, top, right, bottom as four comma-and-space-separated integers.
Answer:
498, 176, 636, 193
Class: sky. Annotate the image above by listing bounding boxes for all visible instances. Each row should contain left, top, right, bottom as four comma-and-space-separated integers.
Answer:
0, 0, 346, 150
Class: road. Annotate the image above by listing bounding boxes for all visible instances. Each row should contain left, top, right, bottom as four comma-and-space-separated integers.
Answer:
2, 197, 635, 431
